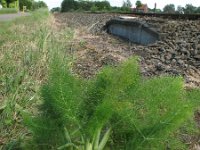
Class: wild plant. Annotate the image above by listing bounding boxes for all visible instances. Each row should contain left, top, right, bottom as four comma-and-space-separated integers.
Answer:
23, 56, 195, 149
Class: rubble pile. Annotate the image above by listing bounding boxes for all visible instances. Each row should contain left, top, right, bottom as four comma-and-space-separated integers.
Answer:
135, 18, 200, 87
54, 13, 200, 88
54, 13, 118, 34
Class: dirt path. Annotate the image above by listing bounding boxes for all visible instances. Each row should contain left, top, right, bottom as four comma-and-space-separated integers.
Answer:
0, 12, 30, 21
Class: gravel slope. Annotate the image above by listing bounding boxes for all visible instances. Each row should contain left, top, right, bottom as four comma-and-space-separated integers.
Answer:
54, 13, 200, 88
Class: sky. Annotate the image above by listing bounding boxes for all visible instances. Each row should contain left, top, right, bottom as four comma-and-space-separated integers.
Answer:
41, 0, 200, 10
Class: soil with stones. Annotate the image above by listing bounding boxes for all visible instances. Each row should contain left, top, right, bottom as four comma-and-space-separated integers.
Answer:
54, 13, 200, 89
54, 13, 200, 149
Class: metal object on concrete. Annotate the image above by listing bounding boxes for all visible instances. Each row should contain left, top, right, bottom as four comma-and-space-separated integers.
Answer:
105, 17, 159, 45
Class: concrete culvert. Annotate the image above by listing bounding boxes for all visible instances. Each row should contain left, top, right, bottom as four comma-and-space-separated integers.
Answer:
105, 16, 160, 45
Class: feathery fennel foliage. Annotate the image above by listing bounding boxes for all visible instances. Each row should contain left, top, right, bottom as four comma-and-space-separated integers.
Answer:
24, 56, 195, 149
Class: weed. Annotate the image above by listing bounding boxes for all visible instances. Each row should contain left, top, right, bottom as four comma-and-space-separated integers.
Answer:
23, 55, 195, 149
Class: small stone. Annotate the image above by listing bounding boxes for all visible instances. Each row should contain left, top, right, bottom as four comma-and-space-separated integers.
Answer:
171, 59, 177, 65
166, 69, 181, 76
166, 53, 172, 60
177, 60, 185, 67
197, 44, 200, 50
158, 47, 165, 52
155, 63, 165, 71
194, 55, 200, 60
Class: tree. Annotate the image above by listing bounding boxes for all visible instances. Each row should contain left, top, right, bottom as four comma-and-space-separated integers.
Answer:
36, 1, 47, 8
61, 0, 78, 12
125, 0, 132, 7
184, 4, 196, 14
195, 7, 200, 14
95, 1, 111, 10
0, 0, 7, 7
121, 0, 131, 12
32, 1, 48, 10
61, 0, 111, 12
4, 0, 16, 8
176, 5, 184, 14
51, 7, 61, 13
163, 4, 175, 13
80, 1, 93, 11
19, 0, 33, 10
135, 0, 142, 8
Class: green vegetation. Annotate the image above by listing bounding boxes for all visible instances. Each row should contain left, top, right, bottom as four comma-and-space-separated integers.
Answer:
60, 0, 131, 13
61, 0, 111, 12
0, 0, 47, 11
30, 0, 48, 11
59, 0, 200, 14
183, 4, 200, 14
162, 3, 200, 14
163, 4, 176, 13
22, 52, 200, 149
1, 6, 200, 150
3, 0, 17, 8
51, 7, 61, 13
0, 0, 19, 9
135, 0, 142, 8
0, 8, 17, 14
0, 9, 51, 149
122, 0, 132, 8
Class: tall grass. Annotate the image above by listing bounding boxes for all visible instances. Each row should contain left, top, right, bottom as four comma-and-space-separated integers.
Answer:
0, 9, 69, 149
0, 8, 18, 14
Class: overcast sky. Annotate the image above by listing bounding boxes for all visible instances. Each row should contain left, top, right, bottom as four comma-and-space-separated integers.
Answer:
41, 0, 200, 10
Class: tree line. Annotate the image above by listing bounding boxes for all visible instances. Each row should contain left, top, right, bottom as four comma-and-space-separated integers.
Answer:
60, 0, 132, 13
163, 4, 200, 14
58, 0, 200, 14
0, 0, 47, 10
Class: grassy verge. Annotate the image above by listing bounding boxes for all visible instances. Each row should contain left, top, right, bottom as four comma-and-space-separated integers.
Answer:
0, 8, 18, 14
1, 9, 200, 149
0, 9, 73, 149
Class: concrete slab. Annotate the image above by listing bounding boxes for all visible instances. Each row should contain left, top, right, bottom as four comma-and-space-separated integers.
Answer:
106, 18, 160, 45
119, 16, 137, 20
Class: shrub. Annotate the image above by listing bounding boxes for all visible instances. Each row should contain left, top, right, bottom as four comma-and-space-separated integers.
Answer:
23, 56, 194, 149
90, 5, 98, 13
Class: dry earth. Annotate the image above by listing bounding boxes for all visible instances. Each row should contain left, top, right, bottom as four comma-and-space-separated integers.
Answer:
54, 13, 200, 89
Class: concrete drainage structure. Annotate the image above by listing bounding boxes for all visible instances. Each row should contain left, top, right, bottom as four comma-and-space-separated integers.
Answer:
105, 16, 160, 45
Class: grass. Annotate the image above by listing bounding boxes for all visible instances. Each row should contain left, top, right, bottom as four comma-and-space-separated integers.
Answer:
1, 8, 200, 150
0, 8, 72, 149
0, 8, 18, 14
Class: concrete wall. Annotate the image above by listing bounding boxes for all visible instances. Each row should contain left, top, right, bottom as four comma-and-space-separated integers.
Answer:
106, 19, 159, 45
